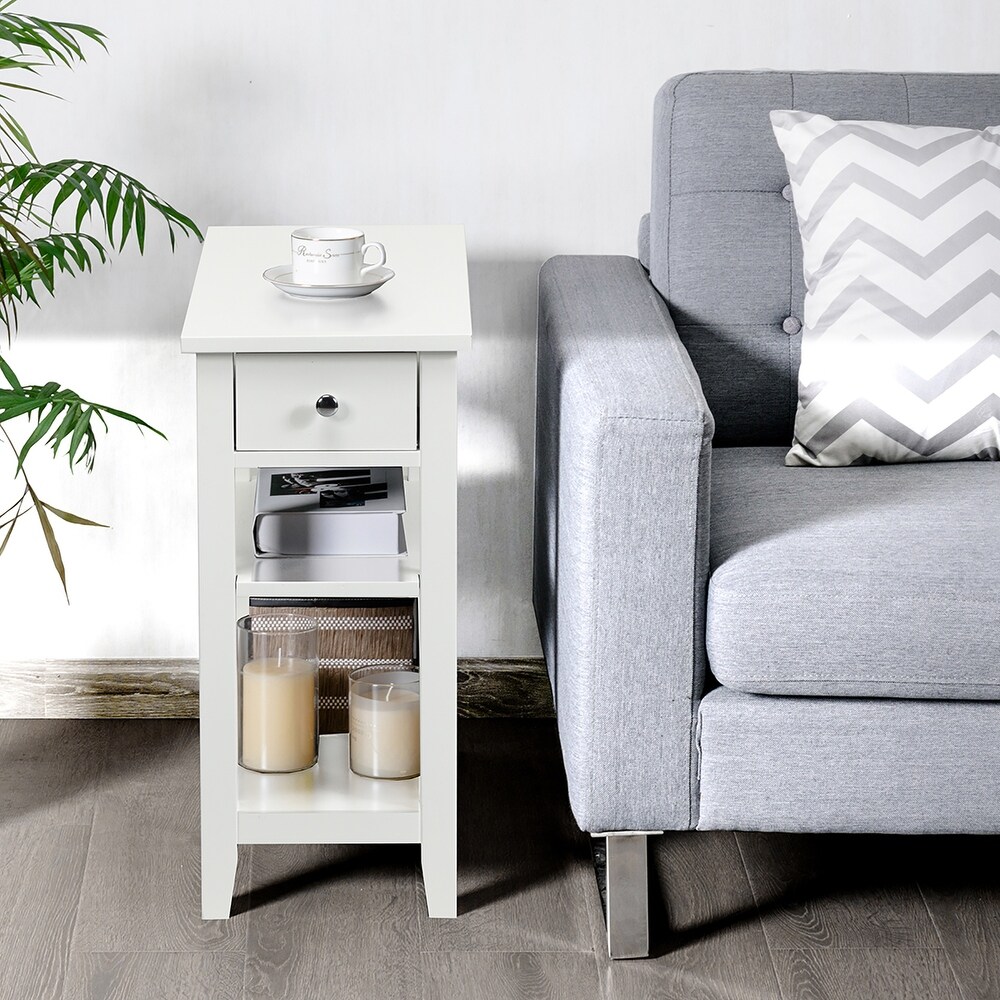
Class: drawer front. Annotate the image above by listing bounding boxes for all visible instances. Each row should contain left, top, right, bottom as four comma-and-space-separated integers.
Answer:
235, 353, 417, 451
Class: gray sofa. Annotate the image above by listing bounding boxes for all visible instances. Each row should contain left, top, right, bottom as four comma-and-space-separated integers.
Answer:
533, 71, 1000, 959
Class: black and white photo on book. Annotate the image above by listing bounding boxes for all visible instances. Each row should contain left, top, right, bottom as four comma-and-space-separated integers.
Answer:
253, 468, 406, 557
257, 468, 406, 513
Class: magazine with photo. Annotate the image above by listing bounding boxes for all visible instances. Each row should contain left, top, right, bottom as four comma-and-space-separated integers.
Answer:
256, 468, 406, 513
253, 468, 407, 557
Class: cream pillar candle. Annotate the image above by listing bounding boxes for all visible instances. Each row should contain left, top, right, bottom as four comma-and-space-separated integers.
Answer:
241, 656, 318, 773
349, 670, 420, 779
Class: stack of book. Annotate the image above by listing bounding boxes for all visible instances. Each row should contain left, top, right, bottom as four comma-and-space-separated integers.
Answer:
253, 468, 406, 557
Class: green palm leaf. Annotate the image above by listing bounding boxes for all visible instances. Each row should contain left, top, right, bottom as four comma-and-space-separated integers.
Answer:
0, 160, 201, 298
0, 360, 164, 472
0, 8, 105, 66
0, 2, 199, 598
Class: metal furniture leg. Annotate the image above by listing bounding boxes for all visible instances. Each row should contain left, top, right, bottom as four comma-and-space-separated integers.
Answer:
602, 832, 654, 959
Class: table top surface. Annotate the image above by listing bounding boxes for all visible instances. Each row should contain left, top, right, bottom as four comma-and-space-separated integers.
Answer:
180, 225, 472, 354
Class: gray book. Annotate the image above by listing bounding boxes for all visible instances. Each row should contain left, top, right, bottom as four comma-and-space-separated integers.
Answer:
253, 468, 406, 557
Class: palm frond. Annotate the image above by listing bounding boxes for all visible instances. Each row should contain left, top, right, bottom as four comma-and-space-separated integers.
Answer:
0, 3, 194, 598
0, 356, 164, 472
0, 12, 104, 164
0, 159, 203, 246
0, 229, 106, 335
0, 12, 104, 66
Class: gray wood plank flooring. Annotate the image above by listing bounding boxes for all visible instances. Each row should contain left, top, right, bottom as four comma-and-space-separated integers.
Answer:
0, 717, 996, 1000
62, 953, 246, 1000
915, 835, 1000, 1000
72, 781, 249, 953
0, 719, 106, 826
770, 948, 963, 1000
0, 825, 91, 1000
245, 843, 419, 1000
421, 952, 603, 1000
736, 831, 942, 950
416, 719, 595, 953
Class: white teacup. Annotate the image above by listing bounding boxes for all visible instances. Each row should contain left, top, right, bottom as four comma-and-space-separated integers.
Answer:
290, 227, 387, 285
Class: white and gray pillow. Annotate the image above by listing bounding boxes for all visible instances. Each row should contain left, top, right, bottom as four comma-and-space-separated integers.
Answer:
771, 110, 1000, 466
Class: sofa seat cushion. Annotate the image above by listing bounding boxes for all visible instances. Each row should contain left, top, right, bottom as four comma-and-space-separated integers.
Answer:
707, 446, 1000, 699
697, 687, 1000, 833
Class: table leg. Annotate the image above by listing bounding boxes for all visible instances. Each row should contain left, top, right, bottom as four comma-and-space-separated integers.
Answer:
417, 352, 458, 918
196, 353, 239, 919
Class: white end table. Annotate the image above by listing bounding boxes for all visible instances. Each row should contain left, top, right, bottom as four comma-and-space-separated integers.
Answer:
181, 225, 471, 919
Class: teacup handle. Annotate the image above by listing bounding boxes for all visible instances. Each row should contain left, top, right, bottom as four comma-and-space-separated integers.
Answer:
360, 241, 386, 277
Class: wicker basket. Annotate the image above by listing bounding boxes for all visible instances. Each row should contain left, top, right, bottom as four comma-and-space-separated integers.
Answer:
248, 598, 416, 734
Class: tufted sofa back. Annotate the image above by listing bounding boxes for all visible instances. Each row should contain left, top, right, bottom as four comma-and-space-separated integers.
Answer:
648, 71, 1000, 446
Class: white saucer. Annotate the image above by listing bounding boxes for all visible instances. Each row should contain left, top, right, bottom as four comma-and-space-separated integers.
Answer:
263, 265, 395, 299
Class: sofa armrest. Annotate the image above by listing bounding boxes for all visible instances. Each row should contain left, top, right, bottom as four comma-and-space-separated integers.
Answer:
533, 255, 714, 833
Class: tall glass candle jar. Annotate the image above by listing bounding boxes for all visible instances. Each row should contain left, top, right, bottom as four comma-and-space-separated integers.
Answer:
238, 615, 318, 773
349, 668, 420, 779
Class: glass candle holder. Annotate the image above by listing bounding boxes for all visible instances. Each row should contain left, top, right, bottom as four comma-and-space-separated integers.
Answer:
238, 614, 318, 773
349, 668, 420, 779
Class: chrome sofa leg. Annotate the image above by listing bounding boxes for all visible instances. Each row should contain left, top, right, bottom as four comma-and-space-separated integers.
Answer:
599, 832, 656, 959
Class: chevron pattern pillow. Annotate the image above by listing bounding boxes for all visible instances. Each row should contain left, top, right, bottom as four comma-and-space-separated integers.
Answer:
771, 110, 1000, 466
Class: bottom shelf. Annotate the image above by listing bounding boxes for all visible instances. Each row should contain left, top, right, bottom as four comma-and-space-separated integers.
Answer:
237, 733, 420, 845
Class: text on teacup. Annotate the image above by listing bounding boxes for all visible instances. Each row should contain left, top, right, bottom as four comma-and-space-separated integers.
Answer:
294, 246, 358, 260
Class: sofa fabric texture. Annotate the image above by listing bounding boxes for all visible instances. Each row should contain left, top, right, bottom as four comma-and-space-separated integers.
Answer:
650, 72, 1000, 447
771, 110, 1000, 466
534, 255, 713, 832
698, 687, 1000, 833
708, 446, 1000, 700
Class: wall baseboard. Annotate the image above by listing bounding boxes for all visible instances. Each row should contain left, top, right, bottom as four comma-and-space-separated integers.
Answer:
457, 658, 552, 719
0, 657, 552, 720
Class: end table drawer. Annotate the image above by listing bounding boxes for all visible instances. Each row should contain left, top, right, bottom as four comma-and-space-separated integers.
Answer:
235, 353, 417, 451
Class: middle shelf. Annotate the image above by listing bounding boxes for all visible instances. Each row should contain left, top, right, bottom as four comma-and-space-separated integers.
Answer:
234, 468, 421, 599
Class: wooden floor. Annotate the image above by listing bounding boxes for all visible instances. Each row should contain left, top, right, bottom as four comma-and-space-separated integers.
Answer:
0, 718, 996, 1000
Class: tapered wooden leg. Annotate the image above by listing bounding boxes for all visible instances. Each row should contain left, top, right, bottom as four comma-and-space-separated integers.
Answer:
196, 353, 239, 920
418, 353, 458, 918
200, 840, 238, 919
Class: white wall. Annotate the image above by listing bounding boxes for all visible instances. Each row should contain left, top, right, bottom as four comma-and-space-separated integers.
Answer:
0, 0, 995, 659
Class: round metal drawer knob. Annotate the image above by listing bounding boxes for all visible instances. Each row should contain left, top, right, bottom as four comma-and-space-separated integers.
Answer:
315, 393, 340, 417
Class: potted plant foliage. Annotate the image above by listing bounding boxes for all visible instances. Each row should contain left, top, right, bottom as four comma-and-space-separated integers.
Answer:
0, 3, 201, 597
